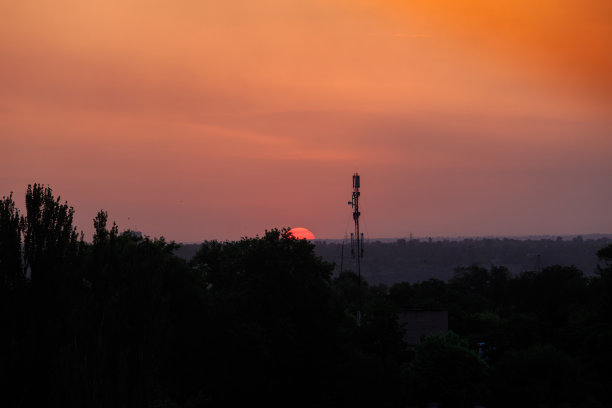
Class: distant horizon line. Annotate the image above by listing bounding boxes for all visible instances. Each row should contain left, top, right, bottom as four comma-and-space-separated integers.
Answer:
174, 232, 612, 245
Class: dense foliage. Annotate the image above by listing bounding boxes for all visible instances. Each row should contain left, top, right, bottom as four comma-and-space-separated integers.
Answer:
1, 185, 611, 407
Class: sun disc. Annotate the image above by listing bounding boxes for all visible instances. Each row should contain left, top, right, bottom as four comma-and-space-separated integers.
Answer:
288, 227, 315, 240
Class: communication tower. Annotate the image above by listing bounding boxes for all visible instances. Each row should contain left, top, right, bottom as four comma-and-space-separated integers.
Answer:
348, 173, 364, 323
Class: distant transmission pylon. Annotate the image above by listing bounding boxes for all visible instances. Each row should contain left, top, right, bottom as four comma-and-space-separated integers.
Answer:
348, 173, 364, 325
340, 233, 347, 274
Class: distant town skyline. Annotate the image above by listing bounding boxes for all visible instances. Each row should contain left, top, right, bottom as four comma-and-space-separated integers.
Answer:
2, 0, 611, 242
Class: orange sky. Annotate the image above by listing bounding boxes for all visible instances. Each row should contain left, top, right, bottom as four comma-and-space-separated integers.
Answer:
1, 0, 611, 241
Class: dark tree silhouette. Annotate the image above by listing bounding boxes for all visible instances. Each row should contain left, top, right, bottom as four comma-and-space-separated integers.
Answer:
0, 192, 23, 291
0, 193, 26, 407
2, 184, 612, 407
408, 331, 489, 407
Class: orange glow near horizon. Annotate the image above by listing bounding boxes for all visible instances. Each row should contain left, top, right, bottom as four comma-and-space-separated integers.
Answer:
1, 0, 611, 241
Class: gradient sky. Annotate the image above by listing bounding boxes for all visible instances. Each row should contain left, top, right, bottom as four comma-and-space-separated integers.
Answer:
1, 0, 611, 242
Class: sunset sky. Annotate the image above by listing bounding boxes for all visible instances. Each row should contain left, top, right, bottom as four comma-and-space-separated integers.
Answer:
1, 0, 611, 242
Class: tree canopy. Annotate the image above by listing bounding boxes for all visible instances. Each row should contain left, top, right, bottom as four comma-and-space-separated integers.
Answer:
1, 185, 612, 407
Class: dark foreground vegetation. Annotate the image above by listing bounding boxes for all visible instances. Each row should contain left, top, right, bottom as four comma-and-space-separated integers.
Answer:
2, 184, 612, 407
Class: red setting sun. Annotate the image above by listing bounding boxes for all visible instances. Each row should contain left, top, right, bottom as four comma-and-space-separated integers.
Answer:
288, 227, 315, 240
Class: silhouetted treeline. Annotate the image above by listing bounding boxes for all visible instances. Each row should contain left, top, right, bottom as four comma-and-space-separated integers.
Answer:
314, 237, 612, 284
2, 185, 612, 407
178, 237, 611, 284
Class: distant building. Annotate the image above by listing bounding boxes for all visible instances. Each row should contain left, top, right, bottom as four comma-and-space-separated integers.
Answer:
398, 310, 448, 346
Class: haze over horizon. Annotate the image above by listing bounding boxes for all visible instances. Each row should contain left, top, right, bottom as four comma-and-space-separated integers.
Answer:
2, 0, 611, 242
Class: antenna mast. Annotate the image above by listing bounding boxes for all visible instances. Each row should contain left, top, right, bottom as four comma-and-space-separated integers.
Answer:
348, 173, 364, 323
